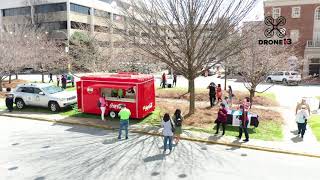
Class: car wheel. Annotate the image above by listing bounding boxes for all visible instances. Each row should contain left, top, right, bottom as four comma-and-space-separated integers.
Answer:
282, 79, 288, 85
15, 98, 25, 110
109, 111, 117, 119
49, 102, 60, 112
266, 78, 272, 83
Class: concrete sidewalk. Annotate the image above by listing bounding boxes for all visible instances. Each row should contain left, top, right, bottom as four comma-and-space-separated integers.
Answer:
1, 109, 320, 158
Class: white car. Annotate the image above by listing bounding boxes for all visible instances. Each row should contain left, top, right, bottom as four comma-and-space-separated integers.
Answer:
266, 71, 301, 85
13, 83, 77, 112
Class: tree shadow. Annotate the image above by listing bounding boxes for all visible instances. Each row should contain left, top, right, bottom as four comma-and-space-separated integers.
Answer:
143, 154, 165, 163
34, 177, 45, 180
8, 166, 18, 171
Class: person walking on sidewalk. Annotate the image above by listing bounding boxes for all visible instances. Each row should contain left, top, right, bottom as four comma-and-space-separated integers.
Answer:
162, 113, 174, 154
295, 105, 309, 139
207, 82, 216, 107
98, 94, 108, 121
172, 109, 183, 144
215, 103, 228, 135
237, 97, 251, 142
5, 87, 14, 112
48, 73, 53, 83
118, 104, 131, 140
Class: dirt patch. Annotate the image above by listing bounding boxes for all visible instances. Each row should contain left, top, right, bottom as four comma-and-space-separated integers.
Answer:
156, 89, 277, 106
0, 79, 28, 98
156, 99, 282, 129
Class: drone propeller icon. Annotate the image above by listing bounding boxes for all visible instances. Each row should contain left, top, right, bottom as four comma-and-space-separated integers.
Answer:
264, 16, 286, 38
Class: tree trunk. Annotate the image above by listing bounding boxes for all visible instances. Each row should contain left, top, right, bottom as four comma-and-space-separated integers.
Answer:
188, 80, 192, 93
41, 72, 45, 83
249, 88, 255, 107
188, 78, 196, 115
224, 68, 227, 91
9, 73, 12, 84
15, 73, 18, 80
0, 78, 3, 92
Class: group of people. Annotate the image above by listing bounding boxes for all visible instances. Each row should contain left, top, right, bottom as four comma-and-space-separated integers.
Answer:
160, 72, 177, 88
208, 82, 234, 108
49, 73, 74, 89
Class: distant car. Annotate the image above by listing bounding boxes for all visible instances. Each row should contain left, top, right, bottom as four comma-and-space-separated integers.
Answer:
266, 71, 301, 85
13, 83, 77, 112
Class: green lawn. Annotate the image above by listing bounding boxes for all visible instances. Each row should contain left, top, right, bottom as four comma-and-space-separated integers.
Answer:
138, 107, 161, 126
316, 96, 320, 100
309, 115, 320, 142
256, 92, 277, 102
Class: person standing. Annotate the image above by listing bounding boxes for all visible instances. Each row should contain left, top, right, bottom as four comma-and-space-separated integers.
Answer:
207, 82, 216, 107
71, 75, 75, 87
216, 84, 222, 102
161, 73, 166, 88
118, 104, 131, 140
48, 73, 53, 83
61, 75, 67, 89
162, 113, 174, 153
173, 73, 177, 87
237, 97, 251, 142
295, 105, 309, 139
172, 109, 183, 144
5, 88, 14, 112
98, 94, 107, 121
228, 85, 233, 106
222, 96, 230, 109
56, 75, 60, 87
215, 103, 228, 135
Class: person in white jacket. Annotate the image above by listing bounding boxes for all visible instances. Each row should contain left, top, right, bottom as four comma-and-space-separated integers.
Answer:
295, 105, 309, 139
161, 113, 174, 153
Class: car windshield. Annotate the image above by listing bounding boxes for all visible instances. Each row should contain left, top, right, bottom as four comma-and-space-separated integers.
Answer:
42, 85, 64, 94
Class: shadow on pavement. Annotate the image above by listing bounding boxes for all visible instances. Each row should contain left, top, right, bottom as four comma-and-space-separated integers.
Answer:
291, 135, 303, 143
290, 130, 299, 135
143, 153, 165, 162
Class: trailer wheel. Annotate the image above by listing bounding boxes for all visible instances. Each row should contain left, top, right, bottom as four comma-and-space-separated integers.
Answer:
109, 111, 117, 119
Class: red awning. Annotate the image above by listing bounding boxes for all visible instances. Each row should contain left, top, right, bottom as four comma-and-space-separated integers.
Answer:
91, 84, 133, 90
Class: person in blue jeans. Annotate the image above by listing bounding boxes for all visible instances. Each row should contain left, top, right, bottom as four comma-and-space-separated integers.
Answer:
161, 113, 174, 154
118, 104, 131, 140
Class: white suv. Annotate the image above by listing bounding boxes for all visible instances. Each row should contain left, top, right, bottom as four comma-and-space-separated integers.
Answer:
13, 83, 77, 112
266, 71, 301, 85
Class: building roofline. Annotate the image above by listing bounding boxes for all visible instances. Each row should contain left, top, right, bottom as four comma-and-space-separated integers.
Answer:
264, 0, 320, 7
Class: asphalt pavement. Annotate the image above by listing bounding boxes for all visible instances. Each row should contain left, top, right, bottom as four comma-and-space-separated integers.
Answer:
1, 116, 320, 180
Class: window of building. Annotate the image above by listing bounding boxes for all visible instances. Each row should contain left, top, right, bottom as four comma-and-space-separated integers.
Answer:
70, 3, 90, 15
94, 25, 109, 33
35, 3, 67, 14
113, 14, 125, 22
71, 21, 90, 30
38, 21, 67, 30
2, 7, 31, 17
113, 28, 126, 34
272, 7, 281, 19
292, 6, 300, 18
315, 7, 320, 20
290, 30, 299, 42
94, 9, 111, 18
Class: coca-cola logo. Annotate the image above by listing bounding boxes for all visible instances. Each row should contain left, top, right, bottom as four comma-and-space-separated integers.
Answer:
143, 103, 153, 111
109, 103, 122, 109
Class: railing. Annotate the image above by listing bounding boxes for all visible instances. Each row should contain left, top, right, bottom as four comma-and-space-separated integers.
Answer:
306, 40, 320, 48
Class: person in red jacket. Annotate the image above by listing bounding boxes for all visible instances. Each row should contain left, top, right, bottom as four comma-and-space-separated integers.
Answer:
215, 103, 228, 135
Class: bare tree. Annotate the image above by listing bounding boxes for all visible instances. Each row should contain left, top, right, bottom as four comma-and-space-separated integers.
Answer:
237, 28, 298, 105
110, 0, 257, 114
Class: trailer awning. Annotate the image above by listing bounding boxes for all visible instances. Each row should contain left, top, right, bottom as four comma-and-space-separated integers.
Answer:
92, 84, 133, 90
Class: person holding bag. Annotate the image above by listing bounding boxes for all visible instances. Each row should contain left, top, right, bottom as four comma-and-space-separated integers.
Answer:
172, 109, 183, 144
162, 113, 174, 154
215, 103, 228, 135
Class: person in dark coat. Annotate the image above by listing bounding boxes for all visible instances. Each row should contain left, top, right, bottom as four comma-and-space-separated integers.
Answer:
61, 75, 67, 89
215, 103, 228, 135
161, 73, 167, 88
48, 73, 53, 83
207, 82, 216, 107
237, 97, 251, 142
173, 73, 177, 87
5, 87, 14, 112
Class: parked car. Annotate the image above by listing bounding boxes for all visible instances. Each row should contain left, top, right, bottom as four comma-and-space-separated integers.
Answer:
13, 83, 77, 112
266, 71, 301, 85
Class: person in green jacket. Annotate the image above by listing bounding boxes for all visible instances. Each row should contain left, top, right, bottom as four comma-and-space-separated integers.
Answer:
118, 104, 131, 140
118, 89, 124, 98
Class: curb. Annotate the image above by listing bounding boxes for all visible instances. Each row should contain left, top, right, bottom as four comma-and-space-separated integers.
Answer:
1, 113, 320, 159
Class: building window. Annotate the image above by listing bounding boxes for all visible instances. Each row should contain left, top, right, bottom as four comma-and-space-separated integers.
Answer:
71, 21, 90, 30
38, 21, 67, 30
290, 30, 299, 42
70, 3, 90, 15
292, 6, 300, 18
94, 25, 109, 33
2, 7, 31, 16
35, 3, 67, 14
315, 7, 320, 20
94, 9, 111, 18
272, 8, 281, 19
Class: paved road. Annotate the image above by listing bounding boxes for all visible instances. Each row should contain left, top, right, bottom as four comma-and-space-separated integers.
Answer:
1, 117, 320, 180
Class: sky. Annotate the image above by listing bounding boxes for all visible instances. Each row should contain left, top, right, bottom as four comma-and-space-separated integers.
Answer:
243, 0, 265, 22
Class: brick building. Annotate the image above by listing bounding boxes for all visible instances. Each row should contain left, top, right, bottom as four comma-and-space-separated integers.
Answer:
264, 0, 320, 76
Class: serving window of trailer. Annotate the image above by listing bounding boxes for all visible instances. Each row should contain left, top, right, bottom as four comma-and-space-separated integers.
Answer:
94, 84, 136, 103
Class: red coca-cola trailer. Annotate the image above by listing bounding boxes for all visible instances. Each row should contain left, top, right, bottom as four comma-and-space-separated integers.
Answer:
76, 73, 155, 119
